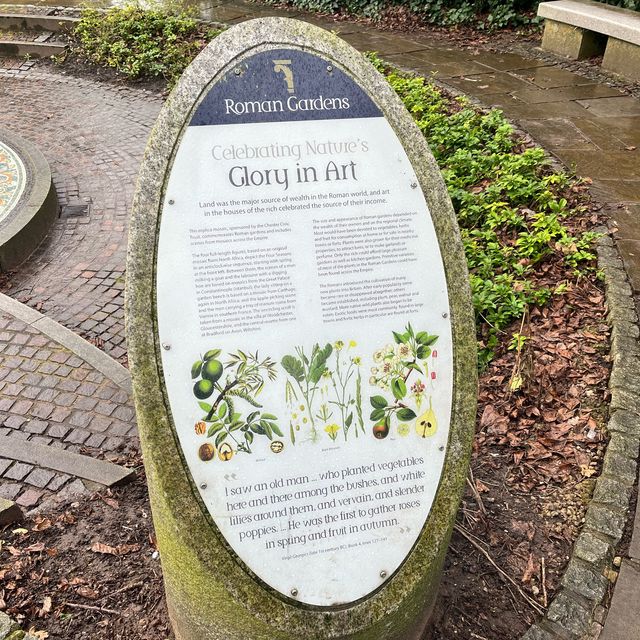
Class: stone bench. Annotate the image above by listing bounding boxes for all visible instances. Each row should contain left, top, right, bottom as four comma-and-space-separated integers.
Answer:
538, 0, 640, 81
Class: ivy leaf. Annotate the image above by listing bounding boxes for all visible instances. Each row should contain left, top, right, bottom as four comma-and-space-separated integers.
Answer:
191, 360, 203, 379
392, 378, 407, 400
397, 408, 417, 422
370, 395, 388, 409
370, 408, 385, 422
281, 355, 304, 382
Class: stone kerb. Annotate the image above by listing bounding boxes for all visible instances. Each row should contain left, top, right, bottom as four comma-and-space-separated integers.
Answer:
522, 229, 640, 640
126, 17, 476, 640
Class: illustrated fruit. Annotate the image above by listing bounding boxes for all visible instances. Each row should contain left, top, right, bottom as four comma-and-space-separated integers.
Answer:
416, 398, 437, 438
194, 421, 207, 435
194, 379, 214, 399
373, 419, 390, 439
218, 442, 234, 461
198, 443, 215, 461
201, 359, 223, 383
270, 441, 284, 454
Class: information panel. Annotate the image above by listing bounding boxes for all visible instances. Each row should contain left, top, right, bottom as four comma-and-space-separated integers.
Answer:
156, 48, 453, 606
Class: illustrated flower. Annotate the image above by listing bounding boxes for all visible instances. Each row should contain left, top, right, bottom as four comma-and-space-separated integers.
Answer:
411, 380, 426, 394
351, 356, 361, 365
432, 350, 438, 358
373, 350, 384, 363
349, 340, 357, 348
334, 340, 344, 351
324, 423, 340, 440
369, 376, 377, 385
381, 361, 392, 374
322, 369, 332, 379
396, 343, 412, 359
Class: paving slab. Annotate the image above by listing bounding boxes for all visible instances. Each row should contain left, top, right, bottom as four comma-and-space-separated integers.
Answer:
465, 50, 550, 71
1, 433, 134, 486
444, 71, 533, 95
520, 117, 598, 150
511, 83, 625, 104
596, 181, 640, 203
510, 65, 595, 88
552, 149, 640, 181
577, 95, 640, 117
600, 561, 640, 640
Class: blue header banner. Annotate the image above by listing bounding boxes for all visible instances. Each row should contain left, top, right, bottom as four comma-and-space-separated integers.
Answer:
189, 48, 382, 126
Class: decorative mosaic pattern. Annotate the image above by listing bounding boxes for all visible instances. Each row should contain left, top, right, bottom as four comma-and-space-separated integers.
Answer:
0, 140, 26, 222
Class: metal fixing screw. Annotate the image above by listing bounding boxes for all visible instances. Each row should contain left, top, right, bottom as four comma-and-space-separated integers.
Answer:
234, 67, 242, 76
380, 570, 387, 579
411, 182, 418, 189
439, 446, 445, 452
327, 64, 333, 72
200, 483, 207, 490
162, 343, 171, 351
442, 312, 448, 319
168, 199, 175, 205
290, 588, 298, 597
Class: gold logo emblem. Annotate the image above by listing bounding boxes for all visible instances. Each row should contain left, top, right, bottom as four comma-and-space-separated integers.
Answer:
273, 60, 294, 93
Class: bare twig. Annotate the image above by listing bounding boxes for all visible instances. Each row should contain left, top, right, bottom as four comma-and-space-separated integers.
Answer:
541, 557, 548, 608
467, 467, 487, 516
99, 581, 143, 602
454, 524, 544, 615
63, 602, 120, 615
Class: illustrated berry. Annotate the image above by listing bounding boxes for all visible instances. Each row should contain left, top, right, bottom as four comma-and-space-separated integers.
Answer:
201, 359, 223, 383
194, 379, 214, 399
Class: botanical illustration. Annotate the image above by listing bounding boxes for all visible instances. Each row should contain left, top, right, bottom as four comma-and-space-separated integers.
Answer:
191, 349, 282, 461
189, 328, 441, 460
369, 324, 439, 439
281, 341, 365, 445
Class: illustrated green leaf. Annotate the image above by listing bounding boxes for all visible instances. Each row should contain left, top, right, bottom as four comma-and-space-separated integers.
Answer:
214, 431, 227, 447
406, 323, 415, 339
271, 423, 284, 437
281, 355, 305, 382
246, 431, 254, 444
261, 413, 278, 421
407, 362, 424, 374
207, 423, 224, 437
229, 421, 243, 432
393, 331, 408, 344
203, 349, 221, 360
251, 424, 265, 435
392, 378, 407, 400
218, 402, 228, 419
309, 343, 332, 384
260, 421, 273, 440
246, 411, 259, 424
198, 401, 212, 412
397, 408, 417, 422
191, 360, 203, 379
370, 395, 388, 409
370, 408, 385, 422
417, 346, 431, 360
289, 422, 296, 445
345, 413, 353, 428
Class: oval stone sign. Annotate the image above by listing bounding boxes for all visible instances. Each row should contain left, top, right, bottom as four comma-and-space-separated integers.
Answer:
128, 17, 476, 640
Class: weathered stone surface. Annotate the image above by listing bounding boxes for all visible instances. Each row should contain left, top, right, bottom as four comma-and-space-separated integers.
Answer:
521, 625, 557, 640
561, 558, 609, 602
611, 321, 640, 342
601, 451, 637, 485
608, 410, 640, 436
574, 532, 614, 568
0, 498, 22, 526
606, 432, 640, 464
541, 18, 606, 59
603, 38, 640, 82
0, 612, 19, 638
547, 590, 591, 637
610, 386, 640, 414
126, 17, 477, 640
592, 475, 634, 508
584, 504, 627, 544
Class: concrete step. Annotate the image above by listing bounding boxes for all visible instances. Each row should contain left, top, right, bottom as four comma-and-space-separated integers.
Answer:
0, 39, 66, 57
0, 13, 78, 32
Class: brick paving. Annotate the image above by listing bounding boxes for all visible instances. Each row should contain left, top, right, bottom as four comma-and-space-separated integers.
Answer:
0, 309, 136, 508
0, 68, 162, 363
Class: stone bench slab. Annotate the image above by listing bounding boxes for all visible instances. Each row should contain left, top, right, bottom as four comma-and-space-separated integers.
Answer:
0, 14, 79, 32
539, 0, 640, 47
1, 435, 134, 487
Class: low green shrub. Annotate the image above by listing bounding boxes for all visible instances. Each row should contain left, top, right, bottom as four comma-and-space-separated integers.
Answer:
368, 55, 597, 365
72, 5, 221, 84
